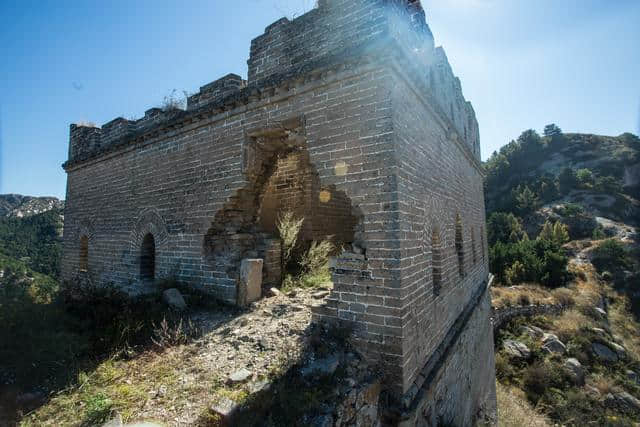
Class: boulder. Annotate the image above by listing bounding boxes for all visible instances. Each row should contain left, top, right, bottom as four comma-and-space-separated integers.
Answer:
542, 338, 566, 355
609, 342, 627, 359
542, 332, 559, 344
210, 397, 240, 425
227, 368, 252, 384
502, 340, 531, 360
301, 355, 340, 377
591, 342, 618, 362
102, 413, 123, 427
594, 307, 607, 320
312, 290, 330, 299
563, 358, 585, 385
162, 288, 187, 311
604, 392, 640, 415
626, 369, 639, 385
590, 327, 608, 338
237, 259, 263, 307
520, 325, 544, 339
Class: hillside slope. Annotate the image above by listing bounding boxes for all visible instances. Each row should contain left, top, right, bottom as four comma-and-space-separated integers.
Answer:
485, 128, 640, 425
0, 195, 63, 278
485, 130, 639, 227
0, 194, 64, 218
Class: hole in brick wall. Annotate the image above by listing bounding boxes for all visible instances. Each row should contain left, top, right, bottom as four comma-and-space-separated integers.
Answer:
140, 233, 155, 281
455, 213, 465, 277
79, 235, 89, 272
432, 228, 442, 296
203, 122, 359, 287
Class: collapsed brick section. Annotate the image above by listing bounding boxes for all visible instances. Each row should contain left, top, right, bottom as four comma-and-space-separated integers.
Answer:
62, 0, 495, 421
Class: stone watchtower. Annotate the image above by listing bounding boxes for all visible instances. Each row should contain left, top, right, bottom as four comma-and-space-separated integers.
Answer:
62, 0, 496, 423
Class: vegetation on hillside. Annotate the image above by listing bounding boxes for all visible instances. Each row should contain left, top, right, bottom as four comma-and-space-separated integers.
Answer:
485, 128, 639, 223
0, 208, 63, 277
487, 127, 640, 425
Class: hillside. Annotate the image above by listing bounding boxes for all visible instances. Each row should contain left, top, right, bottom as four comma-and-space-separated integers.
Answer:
485, 127, 640, 425
0, 195, 64, 218
485, 130, 639, 227
0, 195, 64, 279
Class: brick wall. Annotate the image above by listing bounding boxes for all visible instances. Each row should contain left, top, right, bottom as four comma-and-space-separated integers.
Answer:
62, 0, 495, 414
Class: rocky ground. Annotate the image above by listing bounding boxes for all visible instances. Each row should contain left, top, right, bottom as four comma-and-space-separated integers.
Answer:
493, 222, 640, 424
21, 285, 381, 426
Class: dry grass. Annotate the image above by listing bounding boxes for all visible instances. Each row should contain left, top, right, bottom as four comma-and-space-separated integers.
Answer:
74, 120, 97, 128
496, 382, 551, 427
491, 284, 554, 309
590, 375, 620, 395
608, 292, 640, 360
552, 309, 595, 343
567, 262, 602, 308
550, 287, 575, 307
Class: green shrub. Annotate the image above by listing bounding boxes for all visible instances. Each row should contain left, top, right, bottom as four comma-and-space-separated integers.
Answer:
487, 212, 527, 246
299, 239, 334, 275
523, 361, 567, 403
576, 168, 595, 188
490, 233, 568, 287
276, 211, 304, 269
592, 239, 632, 273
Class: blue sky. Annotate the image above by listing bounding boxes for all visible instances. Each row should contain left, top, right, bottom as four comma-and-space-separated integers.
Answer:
1, 0, 639, 199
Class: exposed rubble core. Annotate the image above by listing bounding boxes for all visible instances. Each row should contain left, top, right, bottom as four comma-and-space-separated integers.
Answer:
62, 0, 495, 423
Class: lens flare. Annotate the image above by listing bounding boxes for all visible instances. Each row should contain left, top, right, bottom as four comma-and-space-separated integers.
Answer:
319, 190, 331, 203
334, 161, 348, 176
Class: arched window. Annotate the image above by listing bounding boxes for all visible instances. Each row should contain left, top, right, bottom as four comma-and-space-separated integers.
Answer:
79, 235, 89, 271
455, 214, 465, 276
432, 228, 442, 296
471, 227, 477, 265
480, 226, 486, 263
140, 233, 156, 281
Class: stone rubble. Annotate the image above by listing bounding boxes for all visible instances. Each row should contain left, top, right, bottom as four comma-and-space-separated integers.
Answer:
502, 340, 531, 360
162, 288, 187, 311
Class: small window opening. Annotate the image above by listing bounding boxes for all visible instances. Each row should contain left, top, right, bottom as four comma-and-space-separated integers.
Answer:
432, 229, 442, 296
480, 226, 486, 263
140, 233, 156, 281
79, 235, 89, 271
455, 214, 465, 276
471, 227, 477, 265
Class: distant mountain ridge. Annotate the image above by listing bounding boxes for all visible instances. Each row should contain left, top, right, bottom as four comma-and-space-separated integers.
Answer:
484, 131, 640, 226
0, 194, 64, 218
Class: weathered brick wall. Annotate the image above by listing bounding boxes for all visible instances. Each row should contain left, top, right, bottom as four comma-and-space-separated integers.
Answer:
397, 285, 497, 426
247, 0, 427, 84
62, 58, 399, 298
391, 62, 490, 397
257, 150, 355, 245
62, 0, 495, 416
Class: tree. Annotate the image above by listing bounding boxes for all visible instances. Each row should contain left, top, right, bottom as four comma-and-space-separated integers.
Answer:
575, 168, 595, 188
558, 168, 578, 194
487, 212, 527, 246
544, 124, 562, 137
552, 222, 570, 245
595, 176, 621, 193
513, 185, 540, 215
538, 221, 554, 242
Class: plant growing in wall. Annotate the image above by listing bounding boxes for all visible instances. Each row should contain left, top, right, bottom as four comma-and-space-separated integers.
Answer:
276, 211, 304, 269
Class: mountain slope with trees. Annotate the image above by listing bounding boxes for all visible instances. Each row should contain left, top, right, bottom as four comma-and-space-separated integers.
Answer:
485, 127, 640, 425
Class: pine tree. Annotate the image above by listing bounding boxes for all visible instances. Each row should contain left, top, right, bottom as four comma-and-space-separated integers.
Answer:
552, 222, 570, 245
538, 221, 554, 242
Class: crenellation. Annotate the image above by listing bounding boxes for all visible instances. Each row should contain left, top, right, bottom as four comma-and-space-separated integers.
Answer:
187, 73, 247, 111
101, 117, 136, 149
69, 123, 102, 161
